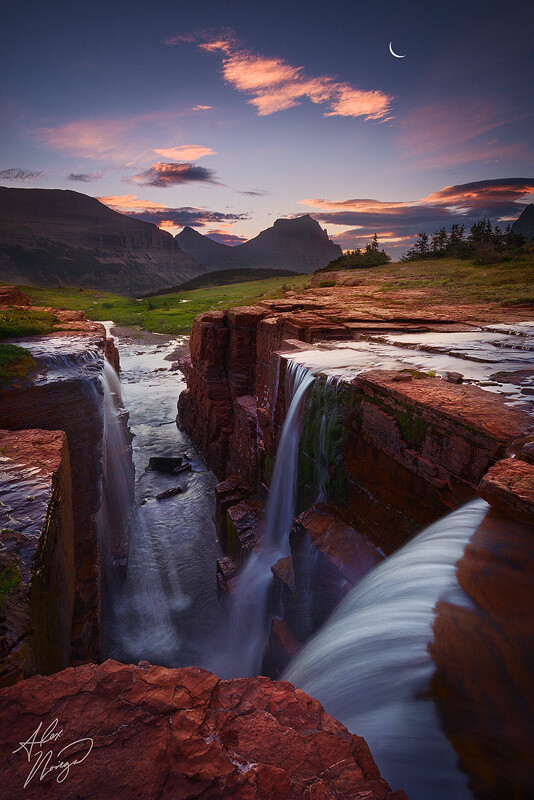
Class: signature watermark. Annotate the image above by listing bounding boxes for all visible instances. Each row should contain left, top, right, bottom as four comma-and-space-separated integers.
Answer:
13, 719, 93, 788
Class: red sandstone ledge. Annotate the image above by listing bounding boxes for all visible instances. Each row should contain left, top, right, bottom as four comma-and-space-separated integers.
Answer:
477, 457, 534, 523
0, 660, 408, 799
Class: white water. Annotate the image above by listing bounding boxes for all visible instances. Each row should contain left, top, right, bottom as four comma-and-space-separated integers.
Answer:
97, 361, 134, 568
284, 498, 490, 800
204, 360, 315, 678
99, 329, 220, 667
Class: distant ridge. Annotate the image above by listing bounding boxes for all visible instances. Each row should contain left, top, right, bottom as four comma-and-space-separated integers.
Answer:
0, 187, 204, 296
176, 214, 342, 273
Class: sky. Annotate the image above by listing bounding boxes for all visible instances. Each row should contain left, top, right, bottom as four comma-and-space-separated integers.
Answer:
1, 0, 533, 257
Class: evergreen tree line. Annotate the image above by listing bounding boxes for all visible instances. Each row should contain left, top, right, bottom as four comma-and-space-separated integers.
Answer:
402, 220, 525, 263
325, 233, 391, 270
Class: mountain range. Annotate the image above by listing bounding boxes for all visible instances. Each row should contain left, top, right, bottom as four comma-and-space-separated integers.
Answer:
176, 215, 342, 273
0, 187, 342, 296
0, 187, 205, 296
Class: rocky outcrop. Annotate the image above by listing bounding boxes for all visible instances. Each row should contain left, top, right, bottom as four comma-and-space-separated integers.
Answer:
288, 504, 383, 640
0, 187, 204, 296
0, 312, 122, 661
430, 461, 534, 800
0, 285, 31, 306
0, 429, 74, 687
477, 457, 534, 522
336, 370, 532, 552
511, 203, 534, 240
0, 659, 407, 799
177, 215, 342, 274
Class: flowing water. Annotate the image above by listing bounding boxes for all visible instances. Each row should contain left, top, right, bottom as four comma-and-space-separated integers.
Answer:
284, 499, 490, 800
203, 360, 316, 678
99, 328, 220, 667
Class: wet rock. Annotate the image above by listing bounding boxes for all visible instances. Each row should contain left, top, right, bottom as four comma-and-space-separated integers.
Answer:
216, 555, 239, 596
226, 499, 264, 562
289, 503, 383, 640
0, 429, 74, 687
215, 475, 253, 551
444, 371, 463, 383
0, 659, 405, 799
155, 485, 183, 501
148, 456, 183, 473
263, 617, 301, 679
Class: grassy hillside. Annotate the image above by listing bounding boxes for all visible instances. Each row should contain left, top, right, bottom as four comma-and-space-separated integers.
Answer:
317, 253, 534, 306
23, 274, 311, 335
17, 254, 534, 336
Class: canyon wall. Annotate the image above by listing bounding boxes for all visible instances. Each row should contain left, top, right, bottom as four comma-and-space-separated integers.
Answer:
0, 305, 122, 664
0, 429, 74, 687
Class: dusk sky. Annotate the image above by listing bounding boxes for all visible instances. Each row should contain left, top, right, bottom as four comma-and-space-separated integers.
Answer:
1, 0, 533, 256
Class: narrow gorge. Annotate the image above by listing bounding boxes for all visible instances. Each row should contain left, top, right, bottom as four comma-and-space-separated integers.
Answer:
0, 284, 533, 800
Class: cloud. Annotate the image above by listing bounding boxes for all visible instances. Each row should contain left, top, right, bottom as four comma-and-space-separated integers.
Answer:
153, 145, 215, 160
238, 189, 269, 196
396, 98, 531, 169
0, 168, 44, 181
302, 178, 534, 254
205, 228, 247, 245
36, 118, 139, 159
130, 161, 219, 187
35, 109, 210, 161
68, 172, 102, 182
179, 34, 393, 120
98, 194, 248, 231
191, 105, 213, 111
164, 33, 197, 45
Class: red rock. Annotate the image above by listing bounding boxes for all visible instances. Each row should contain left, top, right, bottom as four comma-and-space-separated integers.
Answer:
430, 508, 534, 800
226, 499, 264, 562
214, 475, 253, 551
477, 457, 534, 523
0, 659, 404, 799
0, 429, 74, 686
0, 285, 31, 305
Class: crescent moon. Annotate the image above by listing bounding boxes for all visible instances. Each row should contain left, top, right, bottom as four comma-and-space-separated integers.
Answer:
389, 42, 406, 58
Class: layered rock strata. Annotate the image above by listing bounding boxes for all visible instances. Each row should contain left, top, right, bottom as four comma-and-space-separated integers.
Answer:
0, 308, 121, 661
0, 429, 74, 687
0, 659, 408, 799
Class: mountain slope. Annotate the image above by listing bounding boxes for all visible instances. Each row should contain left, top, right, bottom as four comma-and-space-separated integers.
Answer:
0, 187, 205, 296
176, 215, 342, 273
512, 204, 534, 240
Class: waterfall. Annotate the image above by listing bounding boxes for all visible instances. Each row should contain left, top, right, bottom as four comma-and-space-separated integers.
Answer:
97, 360, 135, 651
205, 359, 315, 678
284, 498, 489, 800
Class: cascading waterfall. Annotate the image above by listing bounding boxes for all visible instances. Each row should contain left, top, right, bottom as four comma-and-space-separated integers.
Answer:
96, 360, 135, 650
205, 359, 315, 678
284, 498, 490, 800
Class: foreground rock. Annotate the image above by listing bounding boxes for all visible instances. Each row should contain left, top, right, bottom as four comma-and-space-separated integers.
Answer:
0, 429, 74, 687
0, 659, 407, 799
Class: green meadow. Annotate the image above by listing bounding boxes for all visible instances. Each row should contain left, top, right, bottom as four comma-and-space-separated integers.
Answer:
23, 274, 312, 335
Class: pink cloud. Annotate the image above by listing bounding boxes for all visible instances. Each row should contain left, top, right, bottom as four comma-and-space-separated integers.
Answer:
97, 194, 169, 213
153, 144, 215, 160
192, 35, 393, 120
396, 98, 531, 169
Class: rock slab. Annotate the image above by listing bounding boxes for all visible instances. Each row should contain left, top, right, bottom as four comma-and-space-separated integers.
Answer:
0, 659, 408, 800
